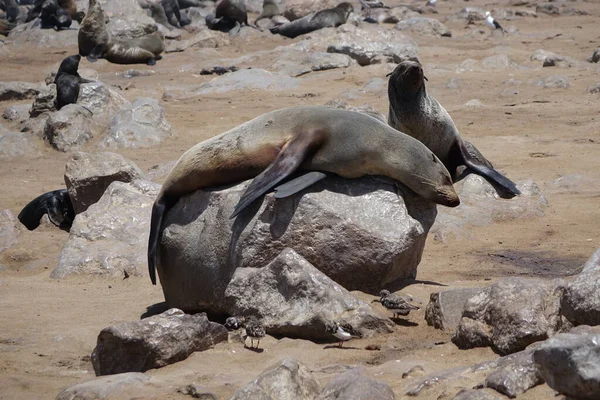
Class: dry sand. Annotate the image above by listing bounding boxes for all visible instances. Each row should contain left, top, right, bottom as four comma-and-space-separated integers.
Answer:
1, 1, 599, 399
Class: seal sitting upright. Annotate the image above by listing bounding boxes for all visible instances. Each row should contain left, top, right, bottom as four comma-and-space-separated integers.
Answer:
147, 105, 461, 285
387, 60, 520, 197
79, 0, 164, 65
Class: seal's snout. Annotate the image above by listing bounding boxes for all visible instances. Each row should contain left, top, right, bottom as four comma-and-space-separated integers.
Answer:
437, 187, 460, 207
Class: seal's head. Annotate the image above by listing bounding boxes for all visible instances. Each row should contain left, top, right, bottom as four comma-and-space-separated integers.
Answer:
403, 149, 460, 207
56, 54, 81, 79
387, 60, 427, 100
336, 2, 354, 17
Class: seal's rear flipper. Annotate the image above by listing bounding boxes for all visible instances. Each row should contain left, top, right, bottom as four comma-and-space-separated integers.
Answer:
230, 128, 326, 218
147, 196, 171, 285
273, 171, 327, 198
17, 189, 73, 231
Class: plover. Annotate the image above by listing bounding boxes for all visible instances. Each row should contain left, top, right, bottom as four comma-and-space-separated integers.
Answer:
326, 321, 356, 347
224, 316, 245, 331
378, 290, 421, 319
243, 316, 266, 349
485, 11, 506, 34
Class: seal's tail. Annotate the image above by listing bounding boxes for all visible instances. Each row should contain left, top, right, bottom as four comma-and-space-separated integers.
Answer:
148, 196, 168, 285
458, 140, 521, 197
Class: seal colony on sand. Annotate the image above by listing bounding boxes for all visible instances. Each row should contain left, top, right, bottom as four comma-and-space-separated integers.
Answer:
270, 2, 353, 38
387, 60, 521, 197
147, 105, 461, 285
78, 0, 164, 65
18, 189, 75, 231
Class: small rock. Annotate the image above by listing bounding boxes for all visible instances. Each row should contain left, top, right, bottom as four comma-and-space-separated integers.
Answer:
0, 81, 43, 101
316, 367, 394, 400
425, 287, 482, 331
533, 331, 600, 399
230, 358, 321, 400
587, 83, 600, 94
531, 75, 570, 89
464, 99, 483, 108
535, 4, 560, 15
64, 151, 144, 214
120, 69, 156, 79
588, 48, 600, 63
29, 84, 57, 118
43, 105, 94, 152
177, 384, 219, 399
56, 372, 152, 400
91, 308, 228, 375
2, 104, 31, 122
0, 210, 19, 253
560, 250, 600, 326
394, 17, 451, 37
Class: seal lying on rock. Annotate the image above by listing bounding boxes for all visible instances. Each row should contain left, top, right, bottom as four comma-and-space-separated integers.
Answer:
78, 0, 165, 65
147, 105, 460, 285
270, 2, 353, 39
18, 189, 75, 231
387, 60, 520, 197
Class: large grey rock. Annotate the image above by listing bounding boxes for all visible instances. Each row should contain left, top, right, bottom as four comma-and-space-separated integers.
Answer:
484, 349, 543, 398
7, 20, 79, 48
0, 81, 43, 101
55, 372, 152, 400
158, 176, 437, 313
91, 308, 227, 375
100, 97, 173, 149
51, 180, 158, 279
0, 209, 19, 253
78, 82, 131, 124
533, 331, 600, 399
452, 278, 562, 355
230, 358, 322, 400
29, 84, 57, 118
316, 367, 395, 400
225, 248, 394, 340
3, 104, 31, 123
560, 249, 600, 326
425, 287, 482, 331
43, 105, 95, 152
432, 175, 547, 242
325, 25, 418, 66
64, 151, 144, 214
0, 131, 39, 158
395, 18, 451, 37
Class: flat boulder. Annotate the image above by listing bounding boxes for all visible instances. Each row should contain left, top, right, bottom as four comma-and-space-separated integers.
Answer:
7, 20, 79, 48
92, 308, 228, 375
64, 151, 144, 214
316, 367, 394, 400
230, 358, 322, 400
225, 248, 394, 340
100, 97, 173, 149
451, 278, 562, 355
158, 175, 437, 313
55, 372, 152, 400
51, 180, 158, 279
43, 104, 95, 152
395, 18, 451, 37
425, 287, 482, 331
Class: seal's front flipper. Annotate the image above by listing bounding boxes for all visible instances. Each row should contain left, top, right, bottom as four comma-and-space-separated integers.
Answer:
273, 171, 327, 198
86, 55, 99, 63
230, 128, 326, 219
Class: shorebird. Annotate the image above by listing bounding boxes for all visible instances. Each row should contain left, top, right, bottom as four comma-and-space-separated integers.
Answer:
485, 11, 506, 34
243, 316, 266, 349
378, 290, 421, 319
224, 316, 244, 331
425, 0, 437, 7
326, 321, 357, 347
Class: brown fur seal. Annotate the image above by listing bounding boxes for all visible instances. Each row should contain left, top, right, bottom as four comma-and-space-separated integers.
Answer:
212, 0, 259, 32
270, 2, 353, 39
147, 105, 460, 284
54, 54, 94, 110
79, 0, 164, 65
18, 189, 75, 232
387, 60, 520, 197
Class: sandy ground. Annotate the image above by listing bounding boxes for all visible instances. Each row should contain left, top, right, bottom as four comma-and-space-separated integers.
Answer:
1, 0, 600, 399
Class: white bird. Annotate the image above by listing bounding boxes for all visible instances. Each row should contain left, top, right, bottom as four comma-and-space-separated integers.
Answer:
425, 0, 437, 7
485, 11, 506, 34
326, 322, 357, 347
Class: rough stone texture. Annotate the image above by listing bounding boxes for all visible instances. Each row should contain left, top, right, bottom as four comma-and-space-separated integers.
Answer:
91, 308, 228, 375
283, 0, 339, 20
2, 104, 31, 123
158, 176, 437, 313
7, 20, 79, 48
78, 82, 131, 124
395, 18, 451, 37
0, 81, 43, 101
431, 175, 547, 242
323, 24, 418, 66
425, 287, 482, 331
530, 75, 570, 89
533, 331, 600, 400
55, 372, 152, 400
536, 3, 560, 16
316, 367, 395, 400
177, 384, 219, 399
369, 6, 420, 24
484, 349, 543, 398
560, 249, 600, 326
225, 248, 394, 340
453, 389, 504, 400
531, 49, 574, 68
230, 358, 322, 400
0, 209, 19, 253
587, 83, 600, 94
588, 48, 600, 63
446, 7, 486, 22
29, 84, 57, 118
64, 151, 144, 214
165, 30, 230, 53
51, 180, 158, 279
272, 51, 353, 77
43, 105, 95, 152
100, 97, 173, 149
0, 131, 40, 158
452, 278, 562, 355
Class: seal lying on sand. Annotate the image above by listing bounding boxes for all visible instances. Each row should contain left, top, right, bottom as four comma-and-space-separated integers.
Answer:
18, 189, 75, 231
270, 2, 353, 39
79, 0, 164, 65
387, 60, 520, 197
147, 105, 460, 285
